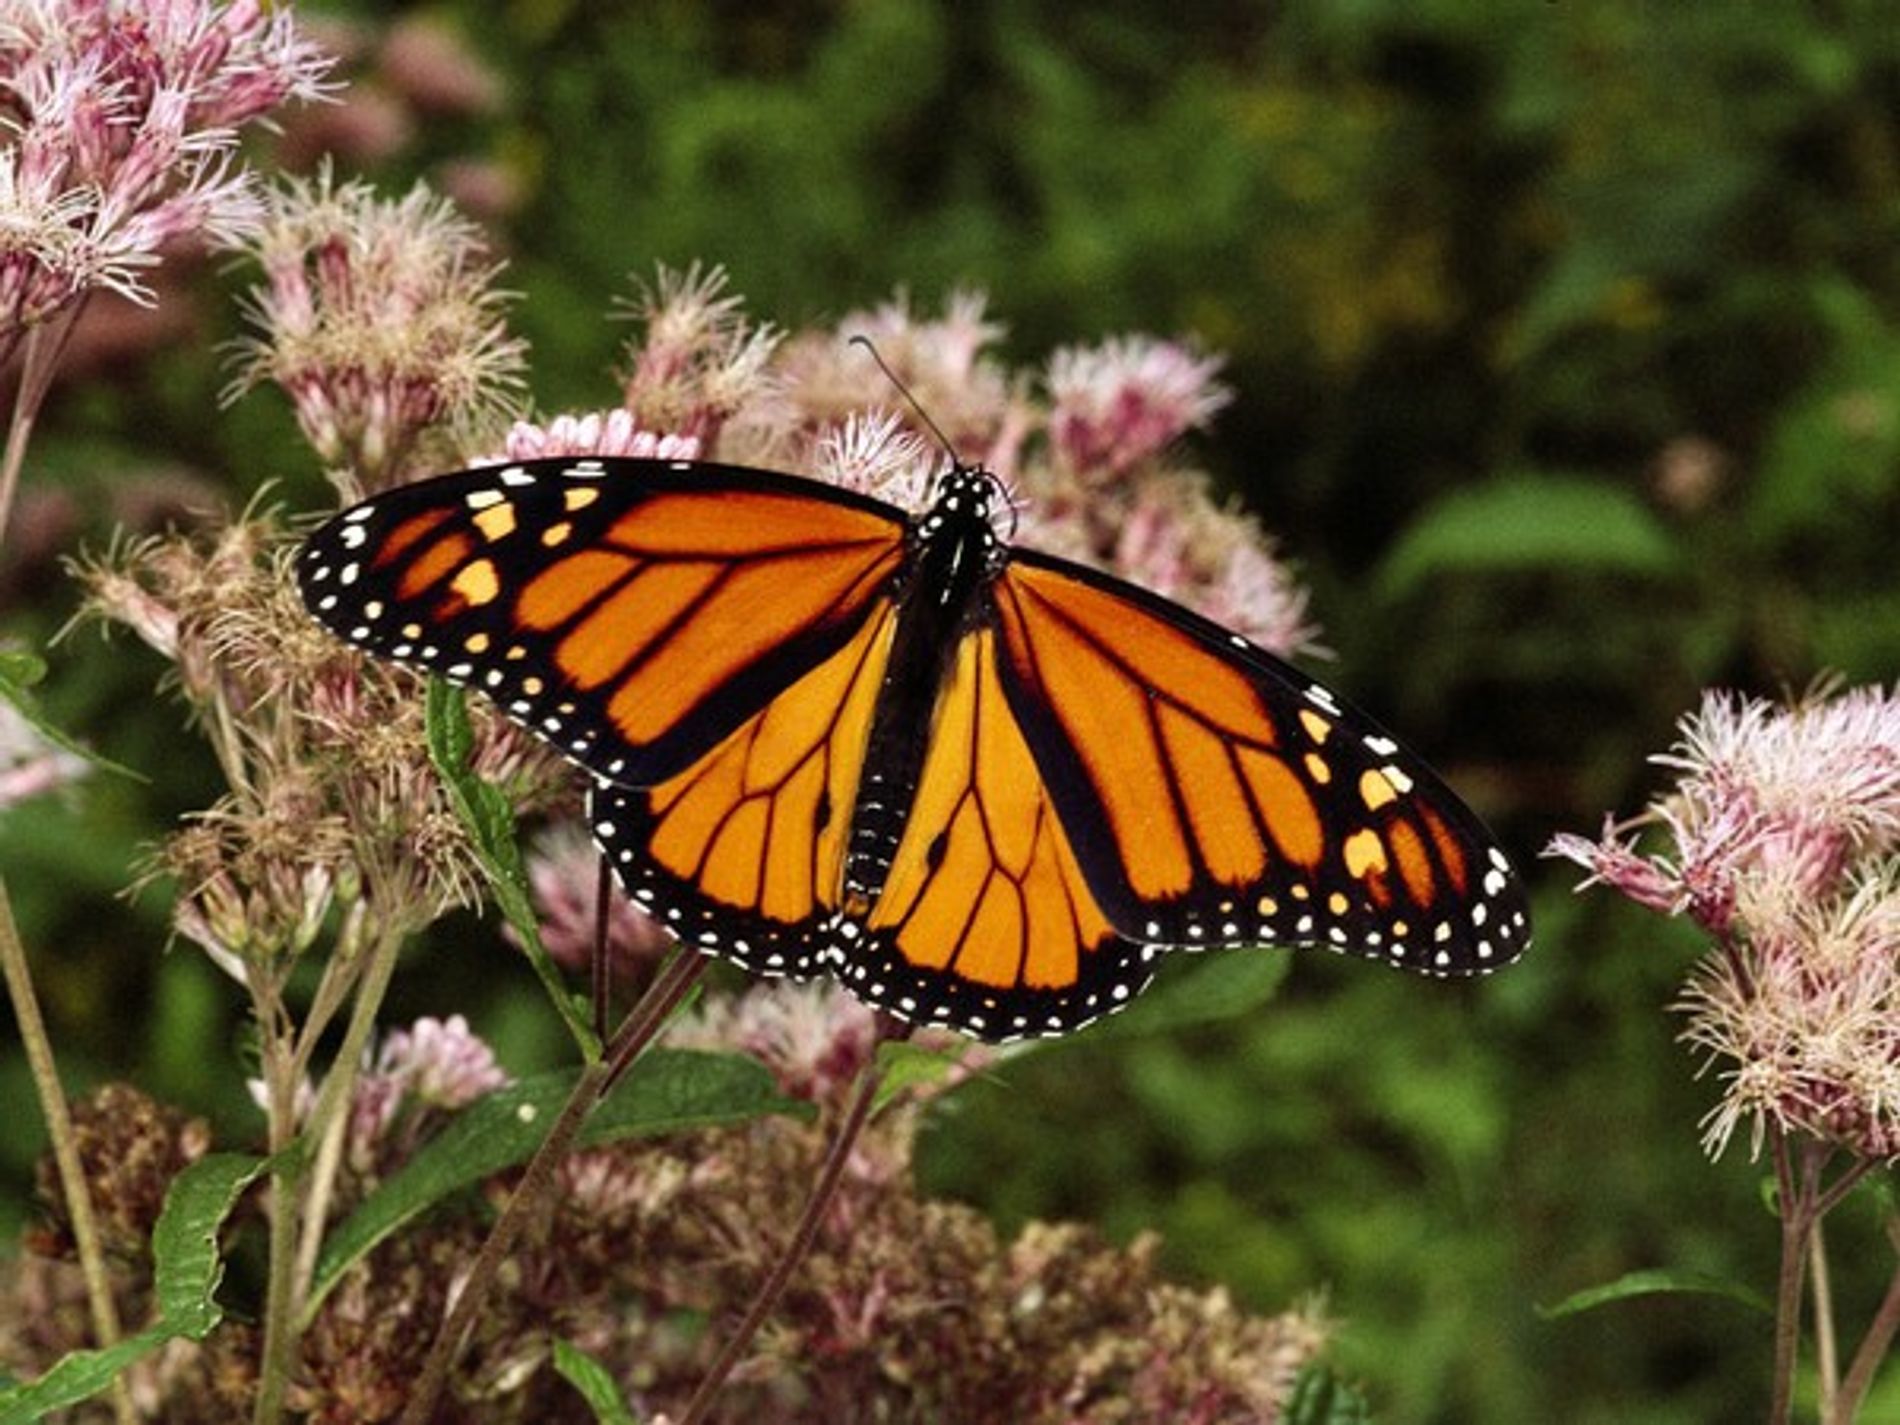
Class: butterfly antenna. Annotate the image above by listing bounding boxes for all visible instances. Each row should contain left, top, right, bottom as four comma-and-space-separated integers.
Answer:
849, 335, 962, 470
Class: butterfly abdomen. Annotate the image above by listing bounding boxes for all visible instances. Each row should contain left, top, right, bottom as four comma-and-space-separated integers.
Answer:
841, 474, 1001, 907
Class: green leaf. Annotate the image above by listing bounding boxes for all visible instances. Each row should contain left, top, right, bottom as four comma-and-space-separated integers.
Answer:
0, 650, 46, 688
150, 1153, 272, 1330
0, 1152, 268, 1424
1065, 948, 1291, 1045
552, 1339, 641, 1424
0, 1334, 159, 1423
1537, 1267, 1772, 1320
305, 1049, 800, 1321
0, 647, 145, 784
1285, 1364, 1374, 1425
1376, 474, 1677, 599
873, 1038, 973, 1112
425, 679, 599, 1057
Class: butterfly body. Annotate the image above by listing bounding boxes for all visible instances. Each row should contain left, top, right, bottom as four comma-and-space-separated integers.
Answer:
842, 465, 1005, 913
299, 454, 1530, 1041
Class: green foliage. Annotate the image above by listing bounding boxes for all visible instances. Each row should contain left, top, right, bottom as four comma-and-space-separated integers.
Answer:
305, 1049, 798, 1319
426, 679, 598, 1056
1287, 1365, 1376, 1425
0, 648, 142, 783
552, 1338, 642, 1424
0, 1153, 269, 1422
873, 1038, 970, 1114
1063, 947, 1291, 1045
1376, 474, 1676, 597
1538, 1267, 1773, 1321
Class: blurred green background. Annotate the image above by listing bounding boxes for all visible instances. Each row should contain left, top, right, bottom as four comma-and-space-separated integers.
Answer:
6, 1, 1900, 1420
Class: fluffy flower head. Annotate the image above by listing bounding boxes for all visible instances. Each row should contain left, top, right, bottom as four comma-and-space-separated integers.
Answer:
0, 0, 331, 342
1551, 682, 1900, 1159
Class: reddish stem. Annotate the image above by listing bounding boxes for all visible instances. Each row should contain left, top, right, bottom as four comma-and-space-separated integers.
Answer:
679, 1044, 889, 1424
397, 949, 709, 1425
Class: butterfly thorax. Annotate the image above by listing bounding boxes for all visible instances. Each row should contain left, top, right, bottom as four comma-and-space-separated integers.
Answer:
840, 465, 1005, 910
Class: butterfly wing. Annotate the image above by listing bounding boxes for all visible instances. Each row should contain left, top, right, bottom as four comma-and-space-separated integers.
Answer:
591, 617, 1151, 1040
839, 624, 1151, 1037
299, 452, 1526, 1041
588, 601, 900, 981
296, 456, 908, 784
991, 550, 1531, 975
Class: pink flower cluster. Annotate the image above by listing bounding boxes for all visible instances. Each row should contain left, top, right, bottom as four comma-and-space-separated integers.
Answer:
346, 1012, 507, 1169
496, 409, 700, 465
1047, 335, 1230, 479
0, 0, 331, 348
1551, 683, 1900, 1159
227, 163, 526, 497
247, 1013, 508, 1174
512, 818, 675, 986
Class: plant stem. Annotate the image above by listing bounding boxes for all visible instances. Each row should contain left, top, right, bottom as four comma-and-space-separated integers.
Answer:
291, 921, 405, 1301
1769, 1131, 1815, 1425
1769, 1138, 1838, 1425
251, 1013, 301, 1425
397, 949, 710, 1425
0, 302, 83, 561
1813, 1159, 1876, 1222
253, 920, 405, 1424
288, 901, 369, 1086
679, 1042, 888, 1425
292, 1096, 351, 1302
1835, 1243, 1900, 1425
1813, 1216, 1838, 1420
0, 879, 136, 1425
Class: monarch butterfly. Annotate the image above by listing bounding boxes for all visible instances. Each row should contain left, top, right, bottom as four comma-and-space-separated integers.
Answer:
297, 450, 1529, 1041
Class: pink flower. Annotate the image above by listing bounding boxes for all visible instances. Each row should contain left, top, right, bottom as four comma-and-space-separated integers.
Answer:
812, 409, 935, 512
1108, 479, 1318, 659
770, 289, 1018, 478
492, 409, 699, 465
1551, 682, 1900, 1160
0, 0, 332, 344
1545, 819, 1684, 918
226, 163, 526, 496
670, 980, 882, 1107
615, 263, 782, 451
245, 1014, 508, 1172
372, 1012, 507, 1108
347, 1013, 508, 1168
377, 16, 501, 119
1046, 336, 1229, 478
511, 819, 674, 984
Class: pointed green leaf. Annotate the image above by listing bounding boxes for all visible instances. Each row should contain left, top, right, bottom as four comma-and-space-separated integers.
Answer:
1377, 474, 1677, 598
0, 1152, 267, 1423
1538, 1267, 1772, 1320
872, 1038, 974, 1112
305, 1049, 800, 1320
426, 679, 599, 1057
552, 1339, 641, 1423
150, 1153, 273, 1331
1286, 1364, 1374, 1425
0, 647, 144, 784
